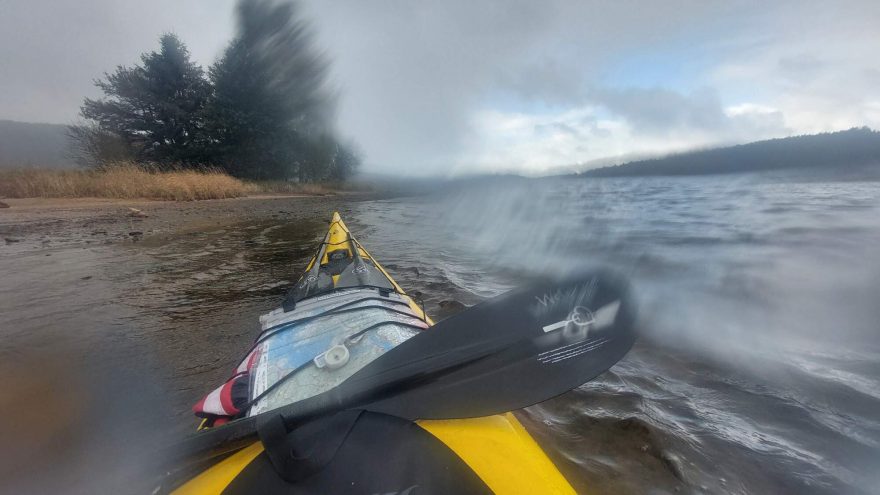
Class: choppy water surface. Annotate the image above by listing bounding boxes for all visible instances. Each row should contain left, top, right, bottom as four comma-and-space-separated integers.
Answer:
2, 174, 879, 494
346, 173, 880, 495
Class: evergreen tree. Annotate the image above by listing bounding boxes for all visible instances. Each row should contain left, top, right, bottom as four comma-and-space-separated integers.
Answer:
70, 2, 360, 181
206, 0, 344, 180
297, 134, 361, 182
330, 141, 361, 181
78, 33, 210, 165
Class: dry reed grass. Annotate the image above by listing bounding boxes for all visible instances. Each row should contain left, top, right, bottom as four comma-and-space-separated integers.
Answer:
247, 180, 341, 196
0, 162, 293, 201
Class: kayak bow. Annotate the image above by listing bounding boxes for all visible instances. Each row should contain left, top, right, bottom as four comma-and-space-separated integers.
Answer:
169, 212, 635, 494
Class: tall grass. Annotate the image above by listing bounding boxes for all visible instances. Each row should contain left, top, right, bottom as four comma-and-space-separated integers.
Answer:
0, 163, 256, 201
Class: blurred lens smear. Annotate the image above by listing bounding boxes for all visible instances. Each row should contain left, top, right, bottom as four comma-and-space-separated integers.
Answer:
2, 0, 880, 494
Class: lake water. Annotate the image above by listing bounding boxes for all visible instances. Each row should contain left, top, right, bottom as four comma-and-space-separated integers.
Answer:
1, 172, 879, 494
347, 173, 880, 494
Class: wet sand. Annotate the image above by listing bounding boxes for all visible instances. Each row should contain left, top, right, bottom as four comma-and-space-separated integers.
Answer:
0, 194, 371, 246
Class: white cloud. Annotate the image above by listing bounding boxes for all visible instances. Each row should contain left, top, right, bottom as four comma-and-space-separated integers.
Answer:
708, 1, 880, 136
1, 0, 877, 175
725, 104, 779, 117
463, 106, 742, 175
464, 0, 879, 175
456, 88, 797, 174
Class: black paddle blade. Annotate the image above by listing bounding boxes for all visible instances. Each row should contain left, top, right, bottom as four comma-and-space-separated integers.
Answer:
331, 269, 637, 421
163, 270, 637, 474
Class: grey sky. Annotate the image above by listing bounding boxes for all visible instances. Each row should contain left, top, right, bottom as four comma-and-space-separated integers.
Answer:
1, 1, 878, 175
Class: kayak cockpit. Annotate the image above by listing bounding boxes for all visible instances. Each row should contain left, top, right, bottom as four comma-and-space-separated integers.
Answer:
282, 213, 396, 311
178, 212, 579, 495
248, 287, 428, 416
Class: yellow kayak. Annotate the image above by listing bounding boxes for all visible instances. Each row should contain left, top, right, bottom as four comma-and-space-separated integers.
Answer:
172, 212, 576, 494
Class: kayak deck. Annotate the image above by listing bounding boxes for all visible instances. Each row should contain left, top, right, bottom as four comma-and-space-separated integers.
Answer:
250, 288, 429, 416
175, 212, 575, 494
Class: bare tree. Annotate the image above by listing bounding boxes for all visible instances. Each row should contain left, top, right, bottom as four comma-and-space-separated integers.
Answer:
66, 122, 133, 168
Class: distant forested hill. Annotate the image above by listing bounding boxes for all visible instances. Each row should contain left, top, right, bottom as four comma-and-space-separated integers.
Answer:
0, 120, 74, 168
582, 128, 880, 177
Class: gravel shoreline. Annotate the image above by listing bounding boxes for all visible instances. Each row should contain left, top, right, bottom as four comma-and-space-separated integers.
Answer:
0, 193, 385, 250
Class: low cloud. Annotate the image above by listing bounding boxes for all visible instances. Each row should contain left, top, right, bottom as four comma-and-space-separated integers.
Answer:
304, 0, 878, 174
1, 0, 878, 175
0, 0, 236, 124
